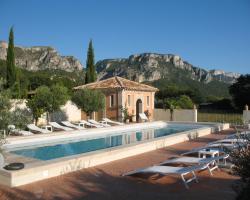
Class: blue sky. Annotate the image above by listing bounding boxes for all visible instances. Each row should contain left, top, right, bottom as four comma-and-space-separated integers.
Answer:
1, 0, 250, 74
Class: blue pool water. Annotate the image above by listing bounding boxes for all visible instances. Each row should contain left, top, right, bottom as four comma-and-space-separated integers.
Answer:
11, 124, 204, 161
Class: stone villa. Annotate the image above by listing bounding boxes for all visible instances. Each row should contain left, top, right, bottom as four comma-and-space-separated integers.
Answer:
74, 76, 159, 122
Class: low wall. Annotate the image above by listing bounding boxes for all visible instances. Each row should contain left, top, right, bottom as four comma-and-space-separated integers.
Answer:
10, 100, 82, 125
154, 109, 197, 122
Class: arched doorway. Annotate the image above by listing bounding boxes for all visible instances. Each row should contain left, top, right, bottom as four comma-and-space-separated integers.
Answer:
136, 99, 143, 122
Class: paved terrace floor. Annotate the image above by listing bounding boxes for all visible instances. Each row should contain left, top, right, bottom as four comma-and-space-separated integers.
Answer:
0, 129, 240, 200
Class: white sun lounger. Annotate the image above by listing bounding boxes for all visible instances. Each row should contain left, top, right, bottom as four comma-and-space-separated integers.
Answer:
10, 129, 34, 136
80, 120, 103, 128
27, 124, 51, 134
0, 153, 5, 169
123, 164, 208, 189
139, 113, 148, 122
208, 138, 247, 146
102, 118, 124, 126
88, 119, 111, 127
61, 121, 85, 130
49, 122, 74, 131
181, 142, 243, 156
226, 131, 250, 139
159, 154, 229, 175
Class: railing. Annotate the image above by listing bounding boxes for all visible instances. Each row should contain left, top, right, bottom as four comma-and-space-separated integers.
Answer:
198, 110, 243, 125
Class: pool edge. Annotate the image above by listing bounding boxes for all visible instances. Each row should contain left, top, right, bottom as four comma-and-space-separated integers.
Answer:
0, 122, 229, 187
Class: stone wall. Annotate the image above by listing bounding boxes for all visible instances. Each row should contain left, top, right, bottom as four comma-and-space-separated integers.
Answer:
154, 108, 197, 122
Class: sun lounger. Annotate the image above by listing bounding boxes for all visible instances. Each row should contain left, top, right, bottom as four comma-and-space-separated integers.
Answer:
181, 142, 245, 157
10, 129, 34, 136
159, 154, 229, 175
226, 131, 250, 139
123, 164, 208, 189
27, 124, 51, 134
88, 119, 111, 127
208, 138, 247, 146
102, 118, 124, 126
61, 121, 85, 130
80, 120, 103, 128
0, 153, 5, 168
139, 113, 148, 122
49, 122, 74, 131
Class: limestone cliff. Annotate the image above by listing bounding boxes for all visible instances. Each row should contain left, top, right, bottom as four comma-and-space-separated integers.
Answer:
96, 53, 240, 84
0, 41, 83, 72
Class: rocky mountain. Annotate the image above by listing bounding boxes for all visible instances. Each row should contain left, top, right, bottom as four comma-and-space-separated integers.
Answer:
96, 53, 240, 84
0, 41, 83, 72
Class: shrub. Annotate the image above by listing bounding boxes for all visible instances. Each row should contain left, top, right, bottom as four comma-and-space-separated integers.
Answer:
230, 135, 250, 200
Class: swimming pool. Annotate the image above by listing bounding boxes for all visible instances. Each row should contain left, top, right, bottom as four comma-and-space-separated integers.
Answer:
10, 123, 204, 161
1, 122, 229, 187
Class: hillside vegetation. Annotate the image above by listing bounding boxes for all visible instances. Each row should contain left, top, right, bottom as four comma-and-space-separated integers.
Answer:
0, 59, 85, 97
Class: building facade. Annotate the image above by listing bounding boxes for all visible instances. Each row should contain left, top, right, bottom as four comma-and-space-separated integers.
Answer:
74, 76, 158, 122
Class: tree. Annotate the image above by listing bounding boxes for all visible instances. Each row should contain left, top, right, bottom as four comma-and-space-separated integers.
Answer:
85, 40, 97, 83
0, 91, 11, 132
27, 86, 52, 124
229, 75, 250, 110
50, 84, 69, 116
178, 95, 194, 109
163, 95, 194, 121
72, 89, 105, 117
6, 27, 16, 88
10, 107, 33, 130
27, 85, 69, 124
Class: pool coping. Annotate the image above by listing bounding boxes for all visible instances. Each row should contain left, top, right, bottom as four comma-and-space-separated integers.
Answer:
0, 121, 229, 187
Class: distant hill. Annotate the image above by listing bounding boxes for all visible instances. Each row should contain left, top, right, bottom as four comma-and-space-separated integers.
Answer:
0, 39, 240, 101
96, 53, 240, 84
96, 53, 240, 100
0, 41, 83, 72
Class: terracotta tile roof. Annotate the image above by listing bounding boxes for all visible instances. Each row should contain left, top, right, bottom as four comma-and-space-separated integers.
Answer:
74, 76, 159, 92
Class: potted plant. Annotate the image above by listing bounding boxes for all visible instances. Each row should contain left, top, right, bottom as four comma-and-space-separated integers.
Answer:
121, 107, 130, 123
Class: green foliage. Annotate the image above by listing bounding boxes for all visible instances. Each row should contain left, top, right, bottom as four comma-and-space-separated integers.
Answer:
163, 98, 180, 110
27, 86, 52, 123
229, 74, 250, 110
0, 92, 11, 132
50, 84, 70, 113
27, 85, 69, 123
10, 107, 33, 129
72, 89, 105, 116
26, 98, 44, 124
200, 98, 234, 110
230, 136, 250, 200
177, 95, 194, 109
153, 76, 230, 104
6, 27, 16, 88
85, 40, 97, 83
121, 107, 129, 120
163, 95, 194, 110
0, 59, 85, 98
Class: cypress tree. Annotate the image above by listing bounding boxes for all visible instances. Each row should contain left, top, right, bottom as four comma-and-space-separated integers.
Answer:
6, 27, 16, 88
85, 40, 97, 83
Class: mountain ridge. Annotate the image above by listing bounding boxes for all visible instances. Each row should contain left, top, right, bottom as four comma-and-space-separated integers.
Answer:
0, 40, 241, 85
0, 41, 83, 72
96, 53, 240, 84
